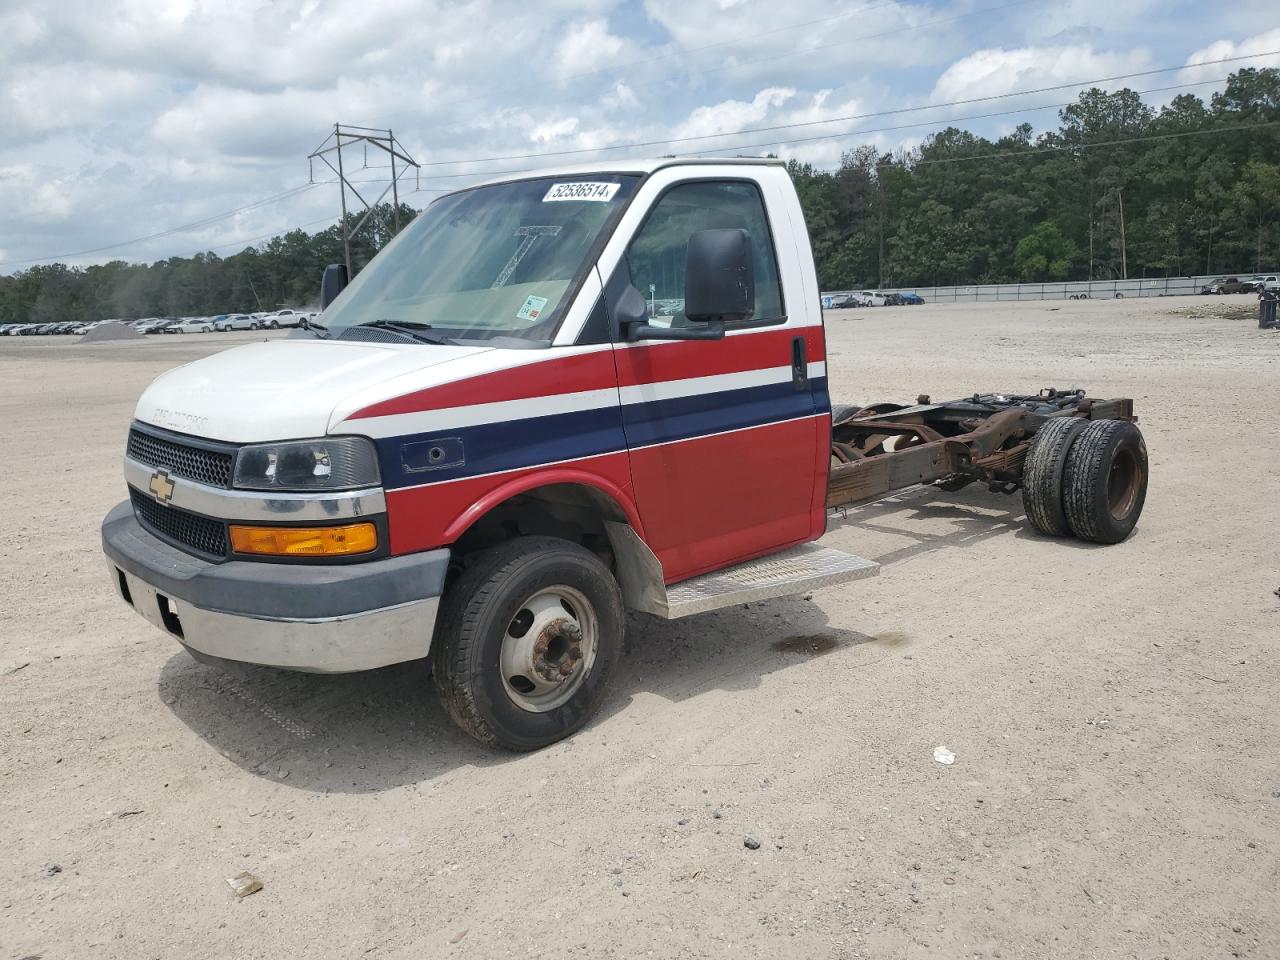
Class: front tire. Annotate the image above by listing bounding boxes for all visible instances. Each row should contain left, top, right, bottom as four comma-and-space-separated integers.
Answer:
432, 536, 624, 751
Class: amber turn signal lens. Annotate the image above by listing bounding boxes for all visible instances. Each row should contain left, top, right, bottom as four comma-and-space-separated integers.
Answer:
229, 522, 377, 557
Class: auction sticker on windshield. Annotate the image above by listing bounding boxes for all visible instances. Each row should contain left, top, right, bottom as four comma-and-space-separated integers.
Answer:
517, 294, 549, 322
543, 182, 620, 202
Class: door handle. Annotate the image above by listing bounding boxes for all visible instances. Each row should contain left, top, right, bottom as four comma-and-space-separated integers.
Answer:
791, 336, 808, 389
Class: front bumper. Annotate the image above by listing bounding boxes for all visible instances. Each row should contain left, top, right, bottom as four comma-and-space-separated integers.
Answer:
101, 501, 449, 673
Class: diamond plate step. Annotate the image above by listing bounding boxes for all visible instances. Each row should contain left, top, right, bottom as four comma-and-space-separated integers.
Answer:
664, 543, 880, 619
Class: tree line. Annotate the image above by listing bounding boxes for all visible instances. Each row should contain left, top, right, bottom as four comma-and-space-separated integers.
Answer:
1, 68, 1277, 324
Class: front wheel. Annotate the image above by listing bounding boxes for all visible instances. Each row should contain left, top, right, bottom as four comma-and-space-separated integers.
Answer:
432, 536, 624, 751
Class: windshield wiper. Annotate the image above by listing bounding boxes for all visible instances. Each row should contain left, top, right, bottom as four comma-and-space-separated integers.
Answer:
303, 318, 329, 339
358, 319, 454, 345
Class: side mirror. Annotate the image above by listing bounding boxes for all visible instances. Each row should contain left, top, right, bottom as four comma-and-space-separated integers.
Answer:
621, 280, 724, 342
685, 228, 754, 324
320, 263, 349, 310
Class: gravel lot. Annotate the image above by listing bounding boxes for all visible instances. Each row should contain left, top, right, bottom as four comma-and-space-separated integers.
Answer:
2, 299, 1277, 959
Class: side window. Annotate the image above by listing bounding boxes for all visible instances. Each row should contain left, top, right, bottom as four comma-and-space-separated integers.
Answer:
624, 180, 785, 327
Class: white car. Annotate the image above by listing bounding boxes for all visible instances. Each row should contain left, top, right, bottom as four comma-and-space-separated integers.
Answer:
1249, 274, 1279, 292
262, 309, 306, 329
173, 318, 215, 333
856, 290, 887, 307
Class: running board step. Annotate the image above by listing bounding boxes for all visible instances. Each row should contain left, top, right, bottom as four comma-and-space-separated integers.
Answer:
663, 544, 880, 619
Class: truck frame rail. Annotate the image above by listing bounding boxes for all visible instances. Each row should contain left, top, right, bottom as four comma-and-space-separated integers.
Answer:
828, 388, 1136, 508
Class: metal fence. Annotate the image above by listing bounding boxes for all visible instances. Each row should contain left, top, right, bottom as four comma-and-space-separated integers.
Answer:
822, 272, 1267, 304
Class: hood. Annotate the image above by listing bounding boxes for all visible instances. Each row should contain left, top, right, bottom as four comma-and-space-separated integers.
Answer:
134, 339, 490, 443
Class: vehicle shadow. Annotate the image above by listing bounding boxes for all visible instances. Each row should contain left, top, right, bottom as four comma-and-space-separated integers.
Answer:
826, 482, 1124, 565
825, 484, 1027, 566
157, 597, 888, 795
158, 486, 1058, 795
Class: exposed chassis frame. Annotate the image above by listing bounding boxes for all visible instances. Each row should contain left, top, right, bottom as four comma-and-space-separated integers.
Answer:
827, 388, 1136, 509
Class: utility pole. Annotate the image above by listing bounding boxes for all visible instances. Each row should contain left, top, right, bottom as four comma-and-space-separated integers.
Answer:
308, 124, 420, 278
1118, 188, 1128, 281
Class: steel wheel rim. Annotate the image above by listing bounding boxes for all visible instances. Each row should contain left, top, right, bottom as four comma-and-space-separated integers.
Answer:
499, 585, 598, 713
1107, 447, 1141, 520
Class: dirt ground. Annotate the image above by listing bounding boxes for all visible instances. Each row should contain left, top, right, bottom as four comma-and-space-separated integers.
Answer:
2, 298, 1277, 959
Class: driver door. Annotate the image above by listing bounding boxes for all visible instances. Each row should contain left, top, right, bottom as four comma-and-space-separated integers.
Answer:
611, 178, 825, 583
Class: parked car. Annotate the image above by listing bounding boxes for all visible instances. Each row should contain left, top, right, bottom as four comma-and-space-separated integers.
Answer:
263, 309, 306, 328
171, 317, 215, 333
898, 292, 925, 305
1200, 277, 1251, 294
1248, 274, 1280, 292
826, 293, 859, 309
214, 314, 260, 332
856, 290, 887, 307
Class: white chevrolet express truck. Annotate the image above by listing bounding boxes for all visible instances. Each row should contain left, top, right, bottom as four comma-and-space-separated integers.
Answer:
103, 158, 1148, 750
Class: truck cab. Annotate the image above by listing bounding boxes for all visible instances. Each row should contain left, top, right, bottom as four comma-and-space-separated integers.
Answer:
103, 159, 878, 750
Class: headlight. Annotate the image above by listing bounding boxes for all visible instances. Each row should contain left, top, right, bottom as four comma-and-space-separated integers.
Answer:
233, 437, 380, 491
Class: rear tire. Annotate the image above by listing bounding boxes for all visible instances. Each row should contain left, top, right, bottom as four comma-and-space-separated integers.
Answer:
432, 536, 624, 751
831, 403, 864, 425
1063, 420, 1148, 544
1021, 416, 1090, 537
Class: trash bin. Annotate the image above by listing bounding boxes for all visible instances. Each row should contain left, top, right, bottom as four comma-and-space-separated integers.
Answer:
1260, 289, 1279, 329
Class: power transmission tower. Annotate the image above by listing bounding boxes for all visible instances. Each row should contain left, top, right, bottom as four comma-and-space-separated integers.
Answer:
308, 123, 420, 277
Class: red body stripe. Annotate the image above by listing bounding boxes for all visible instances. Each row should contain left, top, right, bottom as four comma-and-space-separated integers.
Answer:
614, 326, 824, 388
351, 350, 619, 420
349, 326, 825, 420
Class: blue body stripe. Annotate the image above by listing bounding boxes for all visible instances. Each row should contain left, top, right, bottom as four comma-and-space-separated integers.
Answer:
376, 376, 828, 491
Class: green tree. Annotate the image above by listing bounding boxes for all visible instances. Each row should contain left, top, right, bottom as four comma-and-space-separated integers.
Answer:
1014, 221, 1077, 280
1232, 160, 1280, 270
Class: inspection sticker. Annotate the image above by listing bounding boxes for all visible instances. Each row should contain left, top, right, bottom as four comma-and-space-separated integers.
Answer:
542, 181, 620, 202
516, 294, 549, 322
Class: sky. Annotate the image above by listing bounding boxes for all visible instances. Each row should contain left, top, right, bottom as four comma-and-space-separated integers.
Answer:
1, 0, 1277, 273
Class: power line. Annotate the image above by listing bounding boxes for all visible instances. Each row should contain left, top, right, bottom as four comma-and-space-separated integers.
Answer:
907, 119, 1280, 166
9, 53, 1273, 269
0, 176, 481, 268
678, 75, 1236, 156
203, 215, 340, 253
423, 0, 904, 118
0, 184, 320, 267
419, 0, 1038, 161
413, 49, 1278, 169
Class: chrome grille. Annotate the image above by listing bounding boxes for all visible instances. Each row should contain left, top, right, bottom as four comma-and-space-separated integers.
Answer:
130, 489, 228, 558
127, 428, 234, 488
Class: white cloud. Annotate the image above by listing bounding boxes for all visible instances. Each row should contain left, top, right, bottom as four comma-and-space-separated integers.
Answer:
552, 19, 625, 86
1180, 29, 1280, 83
931, 45, 1153, 104
529, 117, 580, 144
0, 0, 1261, 272
674, 87, 795, 139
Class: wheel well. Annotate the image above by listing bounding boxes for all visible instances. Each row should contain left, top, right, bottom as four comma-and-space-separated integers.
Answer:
449, 483, 627, 571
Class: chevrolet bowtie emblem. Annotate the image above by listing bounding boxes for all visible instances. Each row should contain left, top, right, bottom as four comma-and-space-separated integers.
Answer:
148, 469, 176, 504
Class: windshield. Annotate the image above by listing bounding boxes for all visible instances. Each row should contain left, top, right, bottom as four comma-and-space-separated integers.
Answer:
321, 175, 640, 343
